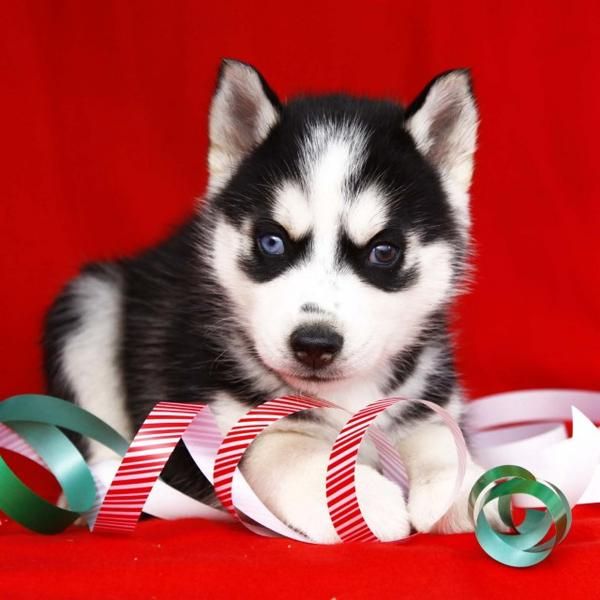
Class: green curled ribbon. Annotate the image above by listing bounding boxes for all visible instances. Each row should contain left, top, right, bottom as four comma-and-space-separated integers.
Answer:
469, 465, 572, 567
0, 394, 128, 533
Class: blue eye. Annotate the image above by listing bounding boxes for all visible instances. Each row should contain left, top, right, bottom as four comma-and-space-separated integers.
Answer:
368, 243, 400, 266
258, 233, 286, 256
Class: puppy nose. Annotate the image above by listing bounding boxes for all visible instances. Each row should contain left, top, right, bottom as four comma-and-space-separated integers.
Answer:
290, 325, 343, 370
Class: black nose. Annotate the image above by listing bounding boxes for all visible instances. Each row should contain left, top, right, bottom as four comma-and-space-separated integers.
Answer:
289, 325, 343, 370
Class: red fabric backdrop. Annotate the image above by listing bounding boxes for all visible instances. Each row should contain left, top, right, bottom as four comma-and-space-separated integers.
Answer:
1, 1, 599, 598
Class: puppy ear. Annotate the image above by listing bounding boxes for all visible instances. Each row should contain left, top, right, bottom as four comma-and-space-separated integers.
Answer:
208, 59, 281, 194
405, 70, 478, 217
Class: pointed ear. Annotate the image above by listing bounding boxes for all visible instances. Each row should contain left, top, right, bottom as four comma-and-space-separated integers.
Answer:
405, 70, 478, 215
208, 59, 281, 194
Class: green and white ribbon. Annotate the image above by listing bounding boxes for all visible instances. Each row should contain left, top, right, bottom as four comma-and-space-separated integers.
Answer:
469, 465, 572, 567
0, 394, 127, 533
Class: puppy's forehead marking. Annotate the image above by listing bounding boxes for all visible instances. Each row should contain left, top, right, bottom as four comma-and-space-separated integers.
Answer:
301, 122, 368, 198
272, 122, 370, 260
305, 126, 367, 268
344, 186, 390, 246
270, 121, 372, 274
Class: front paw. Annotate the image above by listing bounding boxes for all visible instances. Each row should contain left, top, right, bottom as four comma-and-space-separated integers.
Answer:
408, 464, 503, 534
353, 465, 411, 541
282, 465, 410, 543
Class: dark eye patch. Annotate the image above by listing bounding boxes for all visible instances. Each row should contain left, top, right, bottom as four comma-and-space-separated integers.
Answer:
240, 219, 312, 283
338, 228, 419, 292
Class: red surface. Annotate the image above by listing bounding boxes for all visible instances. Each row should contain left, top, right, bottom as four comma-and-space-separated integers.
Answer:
1, 1, 599, 598
1, 508, 599, 600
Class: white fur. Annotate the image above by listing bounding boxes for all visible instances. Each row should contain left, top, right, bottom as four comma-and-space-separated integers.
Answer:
272, 181, 312, 240
61, 275, 131, 462
208, 392, 254, 435
441, 174, 472, 231
344, 185, 390, 246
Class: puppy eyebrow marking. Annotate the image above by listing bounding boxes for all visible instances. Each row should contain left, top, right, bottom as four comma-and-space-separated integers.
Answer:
344, 185, 390, 246
272, 181, 312, 240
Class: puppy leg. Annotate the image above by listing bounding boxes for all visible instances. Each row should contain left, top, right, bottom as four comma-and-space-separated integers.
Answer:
47, 268, 131, 517
397, 421, 498, 534
48, 268, 132, 465
241, 429, 411, 543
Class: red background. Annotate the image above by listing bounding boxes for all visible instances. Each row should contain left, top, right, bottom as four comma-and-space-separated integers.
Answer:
1, 1, 599, 598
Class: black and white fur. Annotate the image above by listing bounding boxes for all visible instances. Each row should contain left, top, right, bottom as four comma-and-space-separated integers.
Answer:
44, 60, 490, 542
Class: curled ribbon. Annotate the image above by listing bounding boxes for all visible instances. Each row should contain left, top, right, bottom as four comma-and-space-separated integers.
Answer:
468, 465, 572, 567
1, 389, 598, 568
468, 390, 600, 507
0, 394, 465, 543
0, 395, 127, 533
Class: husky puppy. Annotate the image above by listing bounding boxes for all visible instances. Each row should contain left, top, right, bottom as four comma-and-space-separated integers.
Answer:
44, 59, 487, 542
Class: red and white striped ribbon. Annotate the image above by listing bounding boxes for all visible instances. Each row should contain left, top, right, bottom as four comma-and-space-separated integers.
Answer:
367, 425, 409, 489
327, 398, 404, 542
213, 395, 336, 520
327, 397, 467, 542
93, 401, 208, 532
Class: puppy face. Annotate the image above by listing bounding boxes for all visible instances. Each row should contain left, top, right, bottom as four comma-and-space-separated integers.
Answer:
206, 61, 478, 394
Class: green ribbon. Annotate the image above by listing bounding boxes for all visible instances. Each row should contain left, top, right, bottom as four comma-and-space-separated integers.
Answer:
0, 394, 128, 534
469, 465, 572, 567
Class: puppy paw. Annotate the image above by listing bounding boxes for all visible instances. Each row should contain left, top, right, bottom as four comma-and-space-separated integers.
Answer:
282, 464, 410, 543
284, 496, 342, 544
353, 464, 411, 541
242, 432, 410, 544
409, 463, 504, 534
